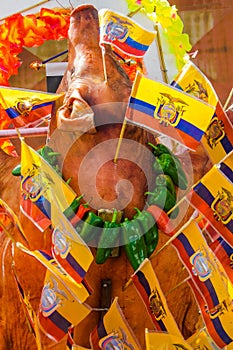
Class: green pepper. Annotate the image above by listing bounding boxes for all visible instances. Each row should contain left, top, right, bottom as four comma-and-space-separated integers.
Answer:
134, 208, 159, 258
37, 146, 61, 166
63, 195, 84, 220
79, 211, 103, 243
12, 164, 21, 176
95, 210, 121, 264
153, 153, 187, 190
149, 142, 188, 190
145, 186, 179, 217
148, 142, 172, 157
122, 218, 147, 271
155, 174, 176, 197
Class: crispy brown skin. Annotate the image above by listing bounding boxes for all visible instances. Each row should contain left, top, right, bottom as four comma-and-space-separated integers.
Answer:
0, 5, 209, 349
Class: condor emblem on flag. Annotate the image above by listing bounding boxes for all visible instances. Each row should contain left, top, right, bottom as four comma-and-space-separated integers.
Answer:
125, 72, 215, 150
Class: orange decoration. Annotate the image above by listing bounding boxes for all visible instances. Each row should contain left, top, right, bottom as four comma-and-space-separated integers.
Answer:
0, 8, 70, 85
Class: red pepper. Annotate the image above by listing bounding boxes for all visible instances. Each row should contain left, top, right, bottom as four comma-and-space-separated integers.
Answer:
69, 204, 91, 228
146, 205, 175, 237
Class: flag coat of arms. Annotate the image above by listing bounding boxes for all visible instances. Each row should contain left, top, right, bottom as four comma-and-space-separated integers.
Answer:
38, 270, 91, 342
187, 151, 233, 247
0, 86, 63, 128
131, 258, 183, 337
188, 279, 233, 348
98, 9, 156, 58
90, 297, 141, 350
171, 61, 233, 163
172, 220, 232, 312
125, 72, 215, 150
20, 140, 76, 232
50, 196, 94, 284
145, 329, 193, 350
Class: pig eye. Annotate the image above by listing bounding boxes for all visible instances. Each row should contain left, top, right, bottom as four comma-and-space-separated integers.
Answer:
70, 67, 75, 77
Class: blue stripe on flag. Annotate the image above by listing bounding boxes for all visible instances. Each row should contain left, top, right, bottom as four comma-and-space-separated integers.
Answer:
176, 118, 204, 142
219, 163, 233, 183
177, 233, 195, 256
125, 36, 149, 52
212, 317, 233, 345
218, 237, 233, 256
39, 250, 53, 261
49, 310, 71, 333
221, 135, 233, 154
129, 97, 155, 116
193, 182, 214, 206
31, 101, 53, 111
204, 279, 220, 307
34, 195, 51, 219
66, 253, 86, 278
136, 270, 151, 297
6, 107, 20, 119
157, 319, 167, 332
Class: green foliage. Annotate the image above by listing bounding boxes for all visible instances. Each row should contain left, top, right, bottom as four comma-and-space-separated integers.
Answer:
126, 0, 192, 71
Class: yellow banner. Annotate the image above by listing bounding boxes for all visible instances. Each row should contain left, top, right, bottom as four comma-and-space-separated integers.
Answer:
145, 329, 193, 350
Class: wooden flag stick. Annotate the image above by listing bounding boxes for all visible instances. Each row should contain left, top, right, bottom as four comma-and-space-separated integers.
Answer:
114, 119, 127, 163
223, 87, 233, 110
154, 23, 169, 84
101, 46, 108, 83
0, 221, 16, 244
165, 276, 190, 297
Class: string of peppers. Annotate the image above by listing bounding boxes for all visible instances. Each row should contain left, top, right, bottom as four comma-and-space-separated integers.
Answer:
59, 143, 188, 271
12, 143, 188, 271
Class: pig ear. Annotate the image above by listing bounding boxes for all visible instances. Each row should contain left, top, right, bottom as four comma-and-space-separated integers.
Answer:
55, 88, 96, 134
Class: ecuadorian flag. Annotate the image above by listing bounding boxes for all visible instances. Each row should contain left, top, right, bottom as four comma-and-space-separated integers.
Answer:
171, 61, 233, 163
38, 270, 91, 342
188, 279, 233, 348
125, 72, 215, 150
172, 220, 232, 312
89, 297, 141, 350
188, 151, 233, 247
131, 259, 183, 337
51, 196, 94, 284
0, 86, 63, 128
20, 140, 76, 232
98, 9, 156, 58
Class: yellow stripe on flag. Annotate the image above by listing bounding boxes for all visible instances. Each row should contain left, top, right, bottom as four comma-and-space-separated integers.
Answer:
145, 329, 193, 350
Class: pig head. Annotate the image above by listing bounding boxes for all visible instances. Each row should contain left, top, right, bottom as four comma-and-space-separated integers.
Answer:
48, 4, 154, 218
